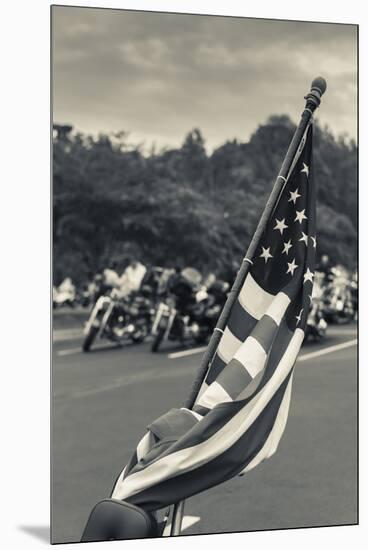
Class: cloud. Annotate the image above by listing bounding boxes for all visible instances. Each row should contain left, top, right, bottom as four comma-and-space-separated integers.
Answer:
52, 6, 357, 151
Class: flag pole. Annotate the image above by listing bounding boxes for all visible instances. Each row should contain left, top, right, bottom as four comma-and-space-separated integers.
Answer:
169, 76, 327, 536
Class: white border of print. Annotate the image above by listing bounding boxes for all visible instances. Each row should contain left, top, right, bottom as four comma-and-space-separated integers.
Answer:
1, 1, 365, 549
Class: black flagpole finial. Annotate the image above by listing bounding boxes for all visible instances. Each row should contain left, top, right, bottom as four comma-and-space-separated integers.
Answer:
304, 76, 327, 112
311, 76, 327, 97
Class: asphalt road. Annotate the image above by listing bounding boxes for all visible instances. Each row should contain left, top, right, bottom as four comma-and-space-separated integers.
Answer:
52, 321, 358, 543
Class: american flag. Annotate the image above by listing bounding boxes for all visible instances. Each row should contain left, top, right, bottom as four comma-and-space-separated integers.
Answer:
111, 124, 316, 511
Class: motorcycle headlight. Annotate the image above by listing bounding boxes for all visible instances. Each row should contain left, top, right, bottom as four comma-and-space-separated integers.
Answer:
191, 323, 200, 334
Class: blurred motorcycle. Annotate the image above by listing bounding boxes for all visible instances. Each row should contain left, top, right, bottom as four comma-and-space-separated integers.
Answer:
305, 300, 328, 342
53, 277, 76, 308
350, 271, 358, 320
151, 268, 228, 352
305, 271, 328, 342
82, 288, 153, 352
323, 268, 354, 324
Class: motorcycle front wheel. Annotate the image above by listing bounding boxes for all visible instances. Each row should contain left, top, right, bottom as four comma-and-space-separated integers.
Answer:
82, 326, 99, 352
151, 325, 166, 352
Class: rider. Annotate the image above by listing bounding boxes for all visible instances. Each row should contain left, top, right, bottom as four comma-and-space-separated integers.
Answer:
55, 277, 76, 305
118, 259, 147, 298
103, 261, 120, 288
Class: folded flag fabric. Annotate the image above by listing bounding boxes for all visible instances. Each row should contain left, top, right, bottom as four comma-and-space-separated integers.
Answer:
111, 124, 316, 512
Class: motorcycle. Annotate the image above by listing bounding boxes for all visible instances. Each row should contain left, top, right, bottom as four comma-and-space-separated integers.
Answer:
74, 284, 95, 308
304, 272, 328, 342
305, 298, 328, 342
349, 274, 358, 320
323, 270, 355, 324
150, 268, 228, 352
82, 288, 153, 352
53, 278, 77, 309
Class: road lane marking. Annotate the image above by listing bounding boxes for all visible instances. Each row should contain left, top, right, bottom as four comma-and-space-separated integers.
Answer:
56, 347, 82, 356
163, 515, 200, 536
56, 343, 117, 356
168, 346, 207, 359
53, 329, 83, 342
55, 337, 146, 357
327, 327, 357, 335
169, 337, 357, 361
297, 338, 357, 363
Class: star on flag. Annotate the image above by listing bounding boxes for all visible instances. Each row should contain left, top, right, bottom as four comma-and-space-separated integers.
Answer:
295, 209, 307, 224
299, 232, 308, 246
296, 308, 304, 325
273, 218, 288, 235
260, 246, 273, 263
311, 236, 317, 248
301, 163, 309, 176
288, 188, 301, 204
303, 268, 314, 284
282, 239, 292, 255
286, 258, 298, 276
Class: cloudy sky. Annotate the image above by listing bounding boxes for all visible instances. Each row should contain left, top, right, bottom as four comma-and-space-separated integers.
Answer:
52, 6, 357, 152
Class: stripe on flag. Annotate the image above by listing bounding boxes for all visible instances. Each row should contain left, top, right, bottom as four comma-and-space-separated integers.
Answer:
265, 292, 291, 326
233, 336, 267, 378
227, 300, 258, 341
196, 381, 232, 410
238, 273, 275, 319
240, 373, 294, 474
217, 326, 242, 364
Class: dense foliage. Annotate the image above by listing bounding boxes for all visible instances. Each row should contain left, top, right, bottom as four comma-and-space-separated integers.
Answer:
53, 116, 357, 285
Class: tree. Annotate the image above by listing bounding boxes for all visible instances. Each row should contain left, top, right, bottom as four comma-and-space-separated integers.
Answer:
53, 117, 357, 285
